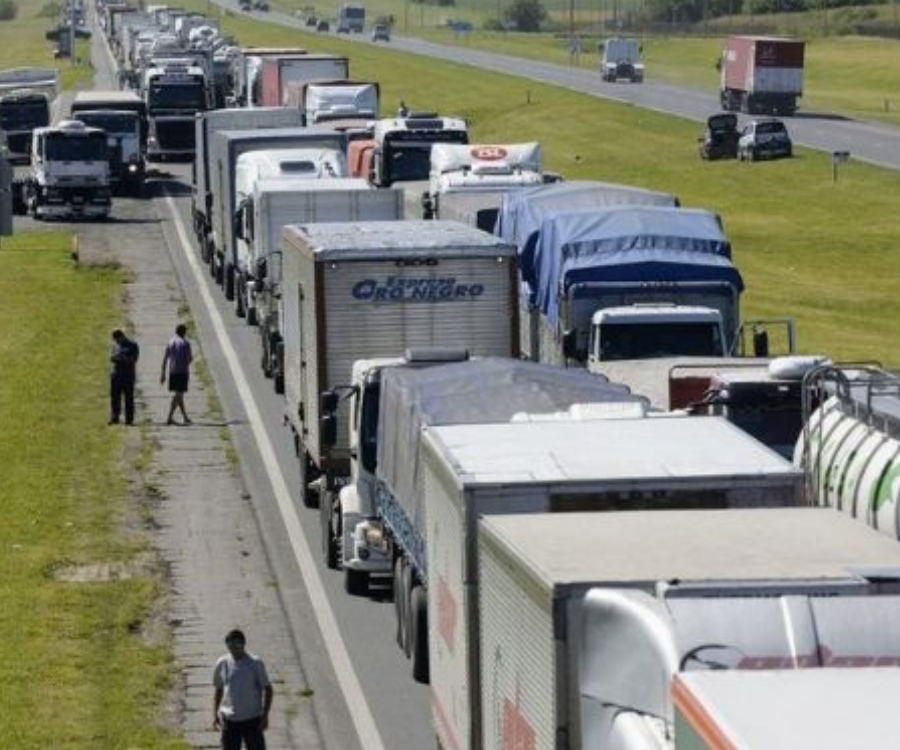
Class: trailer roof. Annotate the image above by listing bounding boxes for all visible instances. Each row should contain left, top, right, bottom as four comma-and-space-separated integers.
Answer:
427, 414, 799, 487
675, 668, 900, 749
282, 220, 516, 259
480, 508, 900, 585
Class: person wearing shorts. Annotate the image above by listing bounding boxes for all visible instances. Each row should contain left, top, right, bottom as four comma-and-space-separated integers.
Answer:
160, 323, 194, 425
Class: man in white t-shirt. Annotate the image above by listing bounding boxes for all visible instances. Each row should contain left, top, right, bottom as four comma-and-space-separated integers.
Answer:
213, 629, 274, 750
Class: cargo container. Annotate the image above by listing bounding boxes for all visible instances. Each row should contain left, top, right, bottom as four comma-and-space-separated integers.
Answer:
720, 35, 805, 115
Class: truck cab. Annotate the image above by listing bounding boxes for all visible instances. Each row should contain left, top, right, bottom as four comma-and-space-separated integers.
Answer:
367, 114, 469, 187
0, 89, 51, 163
600, 37, 644, 82
69, 109, 146, 195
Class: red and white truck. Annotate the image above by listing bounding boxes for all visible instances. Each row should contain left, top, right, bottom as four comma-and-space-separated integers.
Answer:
720, 35, 804, 116
258, 53, 349, 108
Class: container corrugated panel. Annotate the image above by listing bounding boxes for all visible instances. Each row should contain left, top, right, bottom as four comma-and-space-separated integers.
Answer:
320, 254, 517, 458
425, 449, 473, 750
479, 530, 557, 750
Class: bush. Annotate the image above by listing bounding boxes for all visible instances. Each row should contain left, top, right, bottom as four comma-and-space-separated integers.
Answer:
0, 0, 18, 21
38, 1, 61, 18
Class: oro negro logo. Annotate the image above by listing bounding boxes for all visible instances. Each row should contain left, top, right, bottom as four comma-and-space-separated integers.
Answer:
352, 276, 485, 302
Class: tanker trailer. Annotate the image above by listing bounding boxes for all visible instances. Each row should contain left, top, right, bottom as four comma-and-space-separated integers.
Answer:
794, 364, 900, 538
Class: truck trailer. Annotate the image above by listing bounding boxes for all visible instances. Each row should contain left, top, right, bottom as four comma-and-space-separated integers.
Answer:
257, 53, 349, 108
474, 508, 900, 750
720, 35, 805, 116
281, 220, 521, 511
0, 67, 59, 164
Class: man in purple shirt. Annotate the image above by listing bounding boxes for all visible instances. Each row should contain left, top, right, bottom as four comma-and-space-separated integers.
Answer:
160, 324, 194, 425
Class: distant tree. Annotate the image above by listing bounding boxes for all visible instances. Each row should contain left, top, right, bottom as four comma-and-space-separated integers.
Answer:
0, 0, 18, 21
504, 0, 547, 31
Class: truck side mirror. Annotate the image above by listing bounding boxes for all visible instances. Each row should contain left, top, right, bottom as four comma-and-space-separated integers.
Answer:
561, 329, 579, 361
321, 390, 339, 415
320, 414, 337, 449
752, 327, 770, 357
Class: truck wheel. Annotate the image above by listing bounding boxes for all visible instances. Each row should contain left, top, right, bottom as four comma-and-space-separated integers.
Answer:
224, 263, 236, 301
247, 305, 258, 327
410, 585, 430, 684
274, 341, 285, 395
11, 177, 27, 215
261, 336, 273, 378
394, 558, 409, 654
345, 568, 369, 597
298, 447, 319, 509
235, 280, 246, 317
323, 493, 341, 569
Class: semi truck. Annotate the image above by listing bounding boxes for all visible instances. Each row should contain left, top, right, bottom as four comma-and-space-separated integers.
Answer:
70, 90, 148, 195
192, 106, 304, 262
599, 37, 644, 82
720, 35, 805, 116
0, 67, 59, 164
207, 126, 347, 298
143, 58, 210, 160
283, 80, 379, 126
227, 46, 307, 107
337, 2, 365, 32
257, 53, 349, 108
281, 220, 521, 511
326, 358, 642, 593
794, 363, 900, 539
241, 177, 404, 391
375, 376, 804, 691
16, 120, 111, 221
473, 508, 900, 750
421, 143, 547, 229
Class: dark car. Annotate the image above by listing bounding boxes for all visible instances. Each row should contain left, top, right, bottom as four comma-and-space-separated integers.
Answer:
316, 19, 330, 31
698, 113, 739, 160
738, 118, 793, 161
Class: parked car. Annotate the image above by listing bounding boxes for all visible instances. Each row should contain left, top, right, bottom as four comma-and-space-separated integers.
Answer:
698, 113, 739, 160
738, 118, 793, 161
316, 19, 330, 31
253, 0, 269, 10
304, 14, 318, 25
336, 20, 350, 33
372, 23, 390, 42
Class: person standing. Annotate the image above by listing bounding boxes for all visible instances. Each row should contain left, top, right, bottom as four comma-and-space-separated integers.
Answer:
213, 629, 274, 750
160, 324, 194, 425
109, 328, 139, 425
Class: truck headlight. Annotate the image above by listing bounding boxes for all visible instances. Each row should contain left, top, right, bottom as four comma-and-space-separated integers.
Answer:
363, 526, 386, 548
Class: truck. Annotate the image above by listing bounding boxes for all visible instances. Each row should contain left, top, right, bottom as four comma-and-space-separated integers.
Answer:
474, 508, 900, 750
70, 90, 148, 195
337, 2, 365, 32
377, 377, 805, 690
0, 68, 59, 164
192, 106, 305, 263
599, 37, 644, 82
326, 357, 642, 593
348, 114, 469, 193
794, 363, 900, 539
207, 126, 347, 298
257, 53, 349, 108
231, 148, 351, 317
281, 220, 521, 512
421, 143, 548, 229
513, 205, 744, 367
240, 177, 404, 391
227, 47, 307, 107
283, 80, 379, 127
143, 57, 210, 161
719, 35, 805, 116
16, 120, 111, 221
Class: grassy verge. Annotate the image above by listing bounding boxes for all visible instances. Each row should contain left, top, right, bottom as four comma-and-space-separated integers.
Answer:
0, 235, 188, 749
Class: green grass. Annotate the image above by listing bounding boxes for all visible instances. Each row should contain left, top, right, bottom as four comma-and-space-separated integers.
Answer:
0, 235, 189, 748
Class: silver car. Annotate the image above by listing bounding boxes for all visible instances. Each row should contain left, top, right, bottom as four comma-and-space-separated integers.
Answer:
738, 118, 793, 161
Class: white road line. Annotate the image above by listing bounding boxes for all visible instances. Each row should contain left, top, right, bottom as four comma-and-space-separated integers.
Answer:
163, 194, 386, 750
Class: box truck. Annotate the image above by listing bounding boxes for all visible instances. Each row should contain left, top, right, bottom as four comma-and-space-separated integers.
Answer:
720, 35, 805, 116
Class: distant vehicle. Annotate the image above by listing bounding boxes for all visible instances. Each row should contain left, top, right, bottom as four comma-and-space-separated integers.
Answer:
253, 0, 269, 10
338, 2, 365, 32
599, 37, 644, 83
371, 23, 390, 42
336, 21, 351, 33
316, 19, 330, 31
304, 14, 318, 25
239, 0, 252, 10
738, 118, 793, 161
699, 112, 739, 160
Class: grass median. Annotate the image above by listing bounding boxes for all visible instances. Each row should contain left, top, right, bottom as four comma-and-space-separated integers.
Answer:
0, 234, 188, 748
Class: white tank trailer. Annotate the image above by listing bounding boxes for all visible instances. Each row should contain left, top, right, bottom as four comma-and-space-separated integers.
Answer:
794, 365, 900, 538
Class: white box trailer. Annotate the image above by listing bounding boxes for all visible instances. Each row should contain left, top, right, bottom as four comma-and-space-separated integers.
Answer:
209, 126, 347, 298
673, 668, 900, 750
281, 220, 520, 508
244, 177, 404, 389
417, 418, 806, 750
475, 509, 900, 750
192, 106, 304, 258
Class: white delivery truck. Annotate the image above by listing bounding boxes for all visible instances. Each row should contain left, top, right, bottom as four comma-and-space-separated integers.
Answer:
377, 386, 805, 692
231, 147, 349, 319
475, 508, 900, 750
236, 176, 404, 390
281, 220, 521, 511
208, 126, 347, 299
325, 357, 642, 592
192, 106, 304, 262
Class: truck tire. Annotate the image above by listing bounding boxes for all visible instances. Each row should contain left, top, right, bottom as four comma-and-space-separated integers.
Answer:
322, 492, 341, 570
410, 585, 430, 684
261, 335, 273, 378
11, 177, 27, 215
394, 557, 409, 654
274, 341, 285, 395
247, 304, 257, 327
224, 262, 235, 300
235, 277, 246, 317
298, 446, 320, 509
345, 568, 369, 597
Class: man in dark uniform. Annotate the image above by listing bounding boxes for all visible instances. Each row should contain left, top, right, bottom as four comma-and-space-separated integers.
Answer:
109, 328, 139, 424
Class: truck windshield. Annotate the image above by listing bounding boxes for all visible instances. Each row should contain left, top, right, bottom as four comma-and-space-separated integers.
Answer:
359, 381, 380, 474
0, 101, 50, 129
385, 133, 468, 182
73, 112, 138, 136
45, 133, 108, 161
600, 322, 724, 360
148, 82, 206, 110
